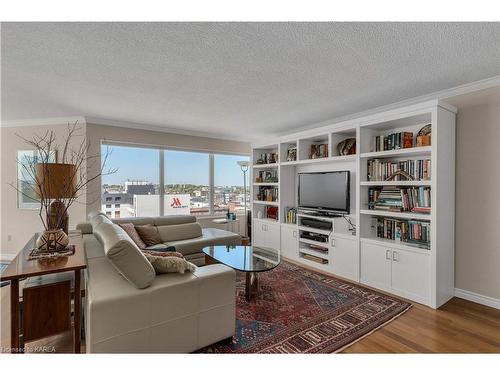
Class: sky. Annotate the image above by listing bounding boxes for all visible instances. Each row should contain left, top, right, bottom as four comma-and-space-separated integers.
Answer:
101, 145, 249, 186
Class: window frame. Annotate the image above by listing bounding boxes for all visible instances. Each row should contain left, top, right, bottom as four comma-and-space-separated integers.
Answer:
102, 141, 250, 217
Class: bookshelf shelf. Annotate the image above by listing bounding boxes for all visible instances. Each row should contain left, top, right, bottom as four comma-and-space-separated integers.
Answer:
360, 180, 431, 186
360, 236, 431, 254
299, 247, 329, 261
360, 208, 431, 221
252, 163, 278, 169
360, 146, 431, 159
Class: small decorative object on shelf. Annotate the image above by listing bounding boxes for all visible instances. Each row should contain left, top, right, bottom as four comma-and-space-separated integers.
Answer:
256, 152, 278, 164
310, 144, 328, 159
337, 138, 356, 155
257, 186, 278, 202
385, 170, 415, 181
284, 207, 297, 224
266, 206, 279, 220
257, 170, 278, 183
286, 147, 297, 161
416, 124, 431, 147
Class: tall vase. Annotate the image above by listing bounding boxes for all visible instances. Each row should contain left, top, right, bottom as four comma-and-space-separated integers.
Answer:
36, 229, 69, 253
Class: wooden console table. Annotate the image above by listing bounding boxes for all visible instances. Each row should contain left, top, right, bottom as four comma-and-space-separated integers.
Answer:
0, 231, 86, 353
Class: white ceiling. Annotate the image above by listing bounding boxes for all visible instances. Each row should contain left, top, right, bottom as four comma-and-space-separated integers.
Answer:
1, 22, 499, 139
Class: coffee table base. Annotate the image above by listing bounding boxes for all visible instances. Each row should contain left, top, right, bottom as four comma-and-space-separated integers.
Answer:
245, 272, 259, 301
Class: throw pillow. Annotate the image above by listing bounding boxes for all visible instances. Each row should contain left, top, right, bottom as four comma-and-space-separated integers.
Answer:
142, 250, 184, 258
143, 252, 196, 274
135, 224, 162, 247
119, 223, 147, 249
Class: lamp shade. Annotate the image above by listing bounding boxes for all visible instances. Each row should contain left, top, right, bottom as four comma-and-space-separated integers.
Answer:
35, 163, 77, 199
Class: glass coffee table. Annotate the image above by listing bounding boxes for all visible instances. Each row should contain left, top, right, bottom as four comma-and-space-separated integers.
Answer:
202, 245, 281, 301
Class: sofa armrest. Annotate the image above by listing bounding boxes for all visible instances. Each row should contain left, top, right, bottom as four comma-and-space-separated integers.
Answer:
194, 264, 236, 310
76, 222, 93, 234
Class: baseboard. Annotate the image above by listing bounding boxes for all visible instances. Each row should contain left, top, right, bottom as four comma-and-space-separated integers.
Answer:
454, 288, 500, 310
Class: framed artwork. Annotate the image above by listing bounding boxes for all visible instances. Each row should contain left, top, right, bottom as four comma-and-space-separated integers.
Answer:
17, 150, 57, 209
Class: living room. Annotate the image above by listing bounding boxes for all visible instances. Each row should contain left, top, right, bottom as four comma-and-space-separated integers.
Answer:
1, 2, 499, 373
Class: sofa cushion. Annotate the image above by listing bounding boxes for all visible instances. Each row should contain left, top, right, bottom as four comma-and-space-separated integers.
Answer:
135, 224, 162, 247
166, 228, 241, 256
153, 215, 196, 226
143, 252, 196, 274
144, 244, 176, 252
90, 212, 112, 230
157, 223, 202, 243
94, 222, 155, 289
119, 223, 147, 249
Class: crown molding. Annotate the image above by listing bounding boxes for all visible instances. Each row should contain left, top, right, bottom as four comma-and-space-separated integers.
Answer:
84, 116, 257, 143
0, 116, 87, 128
276, 75, 500, 136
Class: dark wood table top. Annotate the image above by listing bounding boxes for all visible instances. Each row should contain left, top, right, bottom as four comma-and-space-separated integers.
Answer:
0, 231, 86, 282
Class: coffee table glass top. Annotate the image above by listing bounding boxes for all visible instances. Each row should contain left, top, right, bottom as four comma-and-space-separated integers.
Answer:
202, 245, 280, 273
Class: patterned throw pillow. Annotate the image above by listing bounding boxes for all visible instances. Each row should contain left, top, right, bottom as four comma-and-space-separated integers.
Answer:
119, 223, 146, 249
142, 250, 184, 258
135, 224, 162, 247
143, 252, 196, 274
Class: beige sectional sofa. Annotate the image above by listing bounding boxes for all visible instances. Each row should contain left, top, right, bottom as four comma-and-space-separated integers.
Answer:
78, 213, 241, 353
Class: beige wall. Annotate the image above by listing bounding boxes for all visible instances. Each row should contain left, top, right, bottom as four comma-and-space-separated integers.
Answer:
449, 87, 500, 300
0, 124, 88, 257
85, 123, 251, 215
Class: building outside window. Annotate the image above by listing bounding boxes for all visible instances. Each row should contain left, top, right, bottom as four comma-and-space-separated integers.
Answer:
101, 144, 248, 218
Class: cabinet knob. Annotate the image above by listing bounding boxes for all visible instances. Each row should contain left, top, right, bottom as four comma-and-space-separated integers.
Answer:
392, 251, 399, 262
292, 231, 297, 238
385, 250, 391, 260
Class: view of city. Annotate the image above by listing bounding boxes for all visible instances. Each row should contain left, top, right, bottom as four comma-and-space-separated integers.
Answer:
101, 145, 249, 218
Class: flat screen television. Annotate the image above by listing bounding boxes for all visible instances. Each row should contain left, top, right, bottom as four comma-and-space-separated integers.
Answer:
298, 171, 350, 214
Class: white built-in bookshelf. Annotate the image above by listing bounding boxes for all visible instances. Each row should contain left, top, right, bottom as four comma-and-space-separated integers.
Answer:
251, 100, 456, 308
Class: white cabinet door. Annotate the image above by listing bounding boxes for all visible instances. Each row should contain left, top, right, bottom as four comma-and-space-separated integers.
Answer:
360, 242, 391, 292
253, 220, 266, 248
391, 250, 430, 303
331, 236, 357, 281
280, 226, 298, 259
265, 222, 281, 250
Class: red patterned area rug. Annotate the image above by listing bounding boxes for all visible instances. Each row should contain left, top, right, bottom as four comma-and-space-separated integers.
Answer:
201, 260, 411, 353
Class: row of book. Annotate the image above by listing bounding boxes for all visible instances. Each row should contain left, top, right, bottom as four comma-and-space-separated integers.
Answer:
373, 218, 430, 249
371, 132, 413, 152
256, 169, 278, 183
284, 207, 297, 224
257, 187, 278, 202
368, 186, 431, 213
367, 158, 431, 181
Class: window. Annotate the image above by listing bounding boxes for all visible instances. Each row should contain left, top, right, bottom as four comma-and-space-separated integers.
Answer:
164, 150, 209, 216
101, 145, 159, 218
106, 211, 112, 216
214, 154, 250, 215
102, 143, 248, 217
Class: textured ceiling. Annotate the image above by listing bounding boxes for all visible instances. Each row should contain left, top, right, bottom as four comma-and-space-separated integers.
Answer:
1, 22, 499, 139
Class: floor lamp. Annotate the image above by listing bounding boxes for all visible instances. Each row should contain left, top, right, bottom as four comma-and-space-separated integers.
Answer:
237, 160, 250, 238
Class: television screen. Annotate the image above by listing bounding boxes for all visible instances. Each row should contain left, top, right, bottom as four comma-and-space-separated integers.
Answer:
298, 171, 350, 214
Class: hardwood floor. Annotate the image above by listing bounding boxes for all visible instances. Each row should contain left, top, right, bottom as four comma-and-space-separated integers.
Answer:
1, 282, 499, 353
